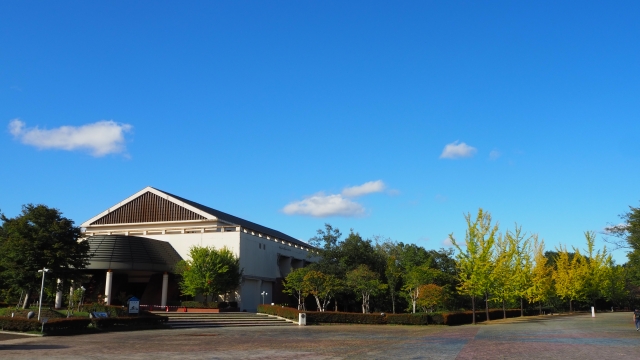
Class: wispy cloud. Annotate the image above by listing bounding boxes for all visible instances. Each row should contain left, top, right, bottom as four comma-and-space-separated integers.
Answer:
283, 180, 389, 217
439, 141, 477, 159
8, 119, 132, 157
282, 193, 365, 217
489, 150, 501, 160
442, 237, 453, 247
341, 180, 385, 197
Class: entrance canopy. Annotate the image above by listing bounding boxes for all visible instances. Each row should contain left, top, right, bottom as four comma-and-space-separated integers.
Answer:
85, 235, 182, 272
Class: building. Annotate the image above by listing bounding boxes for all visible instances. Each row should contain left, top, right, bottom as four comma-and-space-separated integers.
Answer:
81, 186, 314, 311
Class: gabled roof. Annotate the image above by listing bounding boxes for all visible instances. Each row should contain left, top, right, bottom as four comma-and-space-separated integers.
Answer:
151, 187, 309, 248
82, 186, 309, 248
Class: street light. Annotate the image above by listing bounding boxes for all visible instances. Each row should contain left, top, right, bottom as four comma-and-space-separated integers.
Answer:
37, 268, 50, 321
261, 291, 268, 305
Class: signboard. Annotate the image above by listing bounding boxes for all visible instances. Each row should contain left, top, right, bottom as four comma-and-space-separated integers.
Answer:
128, 296, 140, 314
93, 312, 108, 318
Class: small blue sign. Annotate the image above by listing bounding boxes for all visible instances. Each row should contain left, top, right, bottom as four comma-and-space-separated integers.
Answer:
128, 296, 140, 314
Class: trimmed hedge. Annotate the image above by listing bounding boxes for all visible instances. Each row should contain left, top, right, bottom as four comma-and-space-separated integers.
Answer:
257, 305, 535, 326
257, 304, 300, 320
386, 313, 444, 325
44, 318, 93, 332
181, 301, 231, 309
85, 304, 128, 317
307, 311, 387, 325
0, 317, 41, 332
92, 316, 167, 330
0, 314, 167, 334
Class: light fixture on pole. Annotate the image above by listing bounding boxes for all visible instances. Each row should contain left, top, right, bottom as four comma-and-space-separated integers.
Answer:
261, 291, 268, 305
37, 268, 50, 321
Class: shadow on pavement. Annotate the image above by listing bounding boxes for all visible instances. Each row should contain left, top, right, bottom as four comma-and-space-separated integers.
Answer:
0, 344, 68, 350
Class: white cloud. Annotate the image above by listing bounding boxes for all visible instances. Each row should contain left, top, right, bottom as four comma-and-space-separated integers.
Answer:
489, 150, 501, 160
442, 237, 453, 247
283, 180, 392, 217
439, 141, 477, 159
282, 193, 365, 217
8, 119, 132, 156
341, 180, 385, 197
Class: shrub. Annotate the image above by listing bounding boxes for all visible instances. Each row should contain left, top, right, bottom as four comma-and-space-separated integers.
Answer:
257, 304, 300, 320
257, 305, 533, 326
180, 301, 225, 309
92, 316, 167, 330
0, 317, 41, 332
229, 301, 238, 308
86, 303, 128, 317
307, 311, 387, 325
386, 313, 435, 325
44, 318, 92, 333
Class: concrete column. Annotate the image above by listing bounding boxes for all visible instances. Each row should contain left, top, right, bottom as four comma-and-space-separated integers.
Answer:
55, 279, 63, 309
161, 272, 169, 307
105, 270, 113, 305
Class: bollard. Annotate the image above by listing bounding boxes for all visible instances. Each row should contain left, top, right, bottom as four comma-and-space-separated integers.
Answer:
166, 306, 169, 312
591, 306, 595, 318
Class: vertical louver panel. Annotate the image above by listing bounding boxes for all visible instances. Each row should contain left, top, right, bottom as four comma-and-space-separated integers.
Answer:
90, 192, 206, 225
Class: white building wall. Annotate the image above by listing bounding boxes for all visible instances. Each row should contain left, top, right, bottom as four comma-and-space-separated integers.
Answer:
144, 231, 241, 260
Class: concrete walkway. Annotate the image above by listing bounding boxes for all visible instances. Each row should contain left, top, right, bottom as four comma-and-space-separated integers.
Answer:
0, 312, 638, 359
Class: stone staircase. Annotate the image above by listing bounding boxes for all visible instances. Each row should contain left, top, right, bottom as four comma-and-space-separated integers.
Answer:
150, 312, 295, 329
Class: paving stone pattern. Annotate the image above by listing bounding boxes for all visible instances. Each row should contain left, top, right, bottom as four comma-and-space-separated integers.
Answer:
0, 312, 638, 359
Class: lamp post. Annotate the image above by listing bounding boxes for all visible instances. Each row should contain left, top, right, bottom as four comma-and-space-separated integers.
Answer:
37, 268, 50, 321
261, 291, 268, 305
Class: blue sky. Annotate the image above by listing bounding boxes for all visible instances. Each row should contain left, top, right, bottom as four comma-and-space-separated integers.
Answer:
1, 1, 639, 263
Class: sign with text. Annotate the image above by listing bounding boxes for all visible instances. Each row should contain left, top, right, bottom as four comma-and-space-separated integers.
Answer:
128, 296, 140, 314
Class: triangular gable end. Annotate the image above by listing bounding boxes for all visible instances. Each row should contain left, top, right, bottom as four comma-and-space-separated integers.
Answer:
82, 187, 214, 227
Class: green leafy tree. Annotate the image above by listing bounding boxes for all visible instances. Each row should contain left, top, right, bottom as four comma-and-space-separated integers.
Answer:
580, 231, 610, 307
303, 270, 342, 312
175, 246, 242, 304
283, 267, 310, 310
602, 263, 629, 307
346, 264, 387, 314
508, 226, 533, 317
490, 233, 516, 319
0, 204, 90, 308
402, 263, 439, 313
450, 209, 498, 324
554, 246, 585, 312
526, 238, 554, 314
385, 252, 403, 314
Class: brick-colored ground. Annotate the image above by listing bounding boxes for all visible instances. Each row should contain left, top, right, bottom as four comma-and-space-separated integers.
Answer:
0, 312, 638, 359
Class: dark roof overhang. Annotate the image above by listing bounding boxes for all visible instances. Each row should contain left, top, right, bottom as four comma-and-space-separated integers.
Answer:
85, 235, 182, 272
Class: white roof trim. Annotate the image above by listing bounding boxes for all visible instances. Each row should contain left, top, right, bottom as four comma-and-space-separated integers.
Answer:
81, 186, 217, 227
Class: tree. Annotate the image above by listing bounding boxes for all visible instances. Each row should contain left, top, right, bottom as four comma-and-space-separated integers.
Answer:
417, 284, 445, 313
602, 263, 629, 308
403, 263, 440, 314
346, 264, 387, 314
283, 267, 310, 310
385, 252, 403, 314
526, 238, 554, 314
303, 270, 342, 312
580, 231, 610, 307
450, 209, 498, 324
490, 233, 516, 319
554, 246, 585, 312
0, 204, 90, 308
508, 226, 533, 317
175, 246, 242, 304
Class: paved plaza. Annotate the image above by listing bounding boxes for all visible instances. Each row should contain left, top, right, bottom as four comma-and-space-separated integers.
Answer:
0, 312, 638, 359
